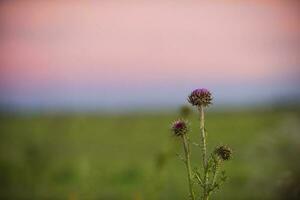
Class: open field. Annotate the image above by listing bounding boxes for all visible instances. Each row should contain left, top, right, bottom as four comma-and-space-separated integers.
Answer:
0, 108, 299, 200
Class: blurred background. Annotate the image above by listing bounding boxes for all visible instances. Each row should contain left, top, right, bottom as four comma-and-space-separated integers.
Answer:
0, 0, 299, 199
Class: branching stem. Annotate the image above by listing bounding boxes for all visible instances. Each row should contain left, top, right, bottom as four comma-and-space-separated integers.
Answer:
212, 159, 220, 188
208, 158, 220, 195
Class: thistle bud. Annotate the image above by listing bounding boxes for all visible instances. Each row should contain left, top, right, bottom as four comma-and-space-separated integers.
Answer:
214, 145, 232, 161
171, 119, 189, 136
188, 88, 212, 107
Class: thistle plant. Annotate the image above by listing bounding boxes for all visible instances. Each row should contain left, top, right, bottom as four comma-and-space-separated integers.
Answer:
171, 88, 233, 200
171, 119, 195, 200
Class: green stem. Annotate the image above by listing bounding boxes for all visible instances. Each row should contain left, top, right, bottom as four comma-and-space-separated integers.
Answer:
199, 105, 209, 200
211, 159, 220, 189
208, 158, 220, 196
182, 134, 196, 200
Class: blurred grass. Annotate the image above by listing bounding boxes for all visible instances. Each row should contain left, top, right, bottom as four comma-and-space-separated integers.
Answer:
0, 108, 299, 200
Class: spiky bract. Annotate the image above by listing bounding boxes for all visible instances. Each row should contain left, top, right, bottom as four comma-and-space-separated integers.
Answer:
171, 119, 189, 136
214, 145, 232, 161
188, 88, 212, 107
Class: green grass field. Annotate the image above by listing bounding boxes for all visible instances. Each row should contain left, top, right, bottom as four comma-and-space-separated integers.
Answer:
0, 108, 299, 200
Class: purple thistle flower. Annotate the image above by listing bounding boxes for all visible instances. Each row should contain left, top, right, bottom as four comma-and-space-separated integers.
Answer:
188, 88, 213, 107
171, 119, 189, 136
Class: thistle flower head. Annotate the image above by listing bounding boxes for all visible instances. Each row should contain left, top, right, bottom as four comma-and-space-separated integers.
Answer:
214, 145, 232, 161
188, 88, 212, 107
171, 119, 189, 136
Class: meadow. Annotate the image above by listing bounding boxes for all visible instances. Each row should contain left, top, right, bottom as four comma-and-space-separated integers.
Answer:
0, 107, 299, 200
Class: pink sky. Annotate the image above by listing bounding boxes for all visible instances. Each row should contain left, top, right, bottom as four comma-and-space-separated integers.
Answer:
0, 0, 299, 110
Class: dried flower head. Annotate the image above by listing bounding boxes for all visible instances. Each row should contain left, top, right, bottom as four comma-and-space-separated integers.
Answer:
188, 88, 212, 107
214, 145, 232, 161
171, 119, 189, 136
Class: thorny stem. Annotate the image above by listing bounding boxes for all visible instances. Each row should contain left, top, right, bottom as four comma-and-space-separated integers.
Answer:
182, 134, 196, 200
211, 159, 220, 187
209, 159, 220, 195
199, 105, 209, 200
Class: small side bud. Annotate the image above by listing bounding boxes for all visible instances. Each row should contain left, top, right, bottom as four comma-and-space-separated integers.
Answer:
171, 119, 189, 136
214, 145, 232, 161
188, 88, 213, 107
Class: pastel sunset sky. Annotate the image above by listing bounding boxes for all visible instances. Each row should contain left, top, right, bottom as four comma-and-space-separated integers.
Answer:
0, 0, 299, 111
